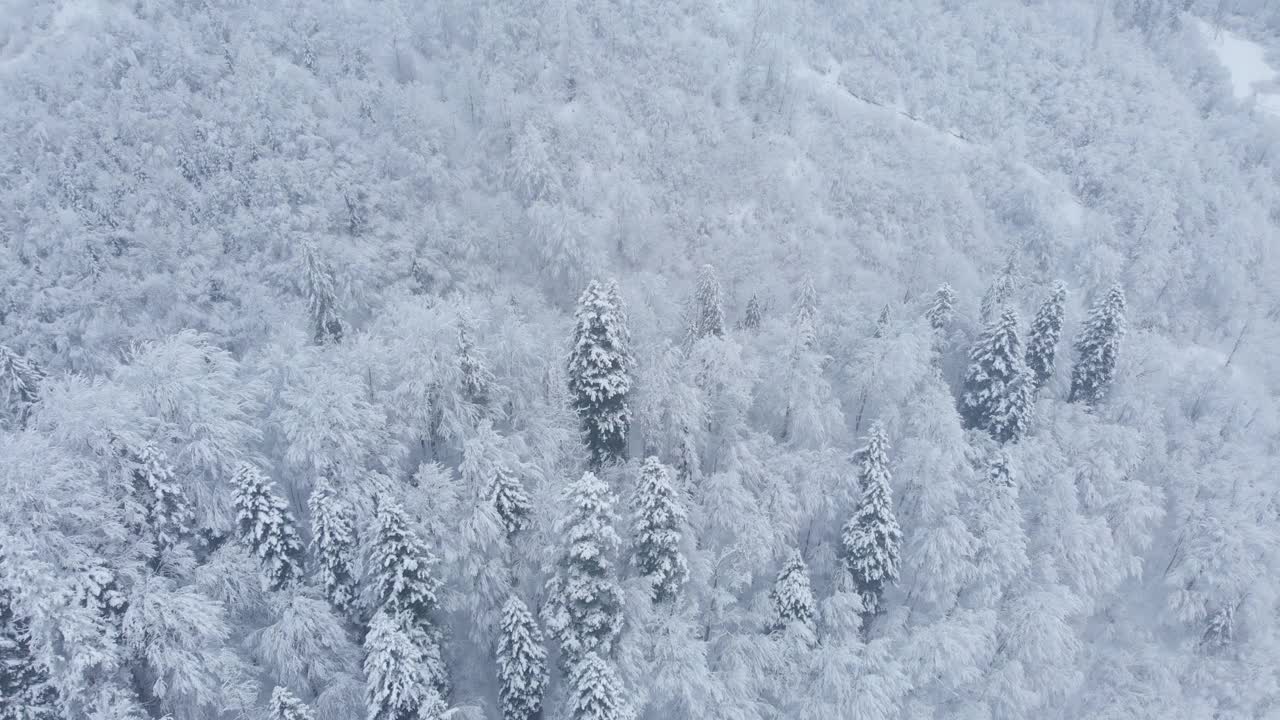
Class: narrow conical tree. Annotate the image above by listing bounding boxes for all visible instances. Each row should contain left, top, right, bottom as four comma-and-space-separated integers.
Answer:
566, 652, 634, 720
457, 319, 494, 407
769, 551, 816, 635
840, 422, 902, 617
0, 578, 58, 720
543, 471, 624, 664
269, 686, 316, 720
363, 610, 448, 720
980, 257, 1018, 322
492, 466, 532, 539
302, 242, 345, 345
370, 501, 441, 632
116, 437, 192, 554
0, 345, 42, 426
496, 595, 548, 720
686, 264, 726, 343
232, 464, 304, 590
794, 276, 819, 331
1068, 284, 1126, 406
631, 457, 688, 604
1026, 283, 1066, 390
924, 283, 956, 332
960, 308, 1034, 444
567, 280, 634, 468
309, 477, 358, 617
740, 294, 764, 331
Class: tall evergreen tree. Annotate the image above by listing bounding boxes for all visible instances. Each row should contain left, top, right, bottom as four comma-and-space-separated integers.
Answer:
268, 686, 316, 720
543, 471, 625, 664
0, 345, 42, 427
924, 283, 956, 332
0, 577, 58, 720
115, 437, 192, 555
1025, 282, 1067, 390
496, 595, 548, 720
567, 280, 634, 468
457, 319, 494, 407
960, 308, 1034, 444
794, 276, 819, 333
980, 256, 1018, 323
565, 652, 634, 720
370, 500, 441, 633
631, 457, 688, 604
685, 264, 726, 343
363, 611, 448, 720
491, 466, 532, 540
1068, 284, 1127, 406
301, 241, 345, 346
769, 551, 816, 635
839, 422, 902, 617
308, 477, 358, 617
232, 464, 304, 591
739, 294, 764, 331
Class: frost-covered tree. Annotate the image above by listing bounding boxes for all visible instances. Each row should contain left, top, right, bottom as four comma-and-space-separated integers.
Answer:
308, 477, 358, 617
492, 466, 532, 540
566, 651, 634, 720
967, 449, 1028, 606
960, 308, 1034, 443
1026, 282, 1067, 390
115, 437, 192, 556
544, 471, 624, 663
0, 579, 58, 720
840, 422, 902, 617
1068, 284, 1126, 406
370, 501, 441, 632
925, 283, 956, 332
740, 294, 764, 331
457, 319, 494, 408
496, 595, 548, 720
232, 464, 304, 591
567, 280, 634, 467
794, 277, 819, 336
631, 457, 688, 604
363, 611, 448, 720
301, 241, 345, 346
685, 264, 726, 343
769, 551, 816, 635
0, 345, 42, 426
980, 260, 1017, 322
269, 686, 315, 720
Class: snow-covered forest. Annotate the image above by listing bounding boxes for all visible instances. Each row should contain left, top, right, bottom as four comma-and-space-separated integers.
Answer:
2, 1, 1279, 718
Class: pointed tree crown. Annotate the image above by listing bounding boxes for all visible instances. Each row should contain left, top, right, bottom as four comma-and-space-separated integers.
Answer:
631, 457, 688, 604
567, 280, 634, 467
1068, 284, 1126, 406
232, 463, 304, 590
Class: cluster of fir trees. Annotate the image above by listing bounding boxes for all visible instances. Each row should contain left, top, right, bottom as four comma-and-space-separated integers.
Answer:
0, 265, 1128, 720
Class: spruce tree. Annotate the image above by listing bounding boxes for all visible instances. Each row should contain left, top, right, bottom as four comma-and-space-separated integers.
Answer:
960, 308, 1034, 444
308, 477, 358, 617
794, 276, 819, 330
631, 457, 688, 604
268, 686, 316, 720
116, 437, 192, 555
232, 463, 304, 591
0, 345, 42, 426
0, 578, 57, 720
924, 283, 956, 332
1068, 284, 1126, 406
839, 422, 902, 617
740, 294, 763, 331
457, 320, 494, 407
496, 595, 548, 720
370, 500, 441, 633
301, 241, 345, 346
363, 610, 448, 720
567, 280, 634, 468
543, 471, 624, 664
492, 466, 532, 540
1025, 283, 1067, 390
566, 652, 634, 720
769, 550, 816, 635
685, 264, 726, 343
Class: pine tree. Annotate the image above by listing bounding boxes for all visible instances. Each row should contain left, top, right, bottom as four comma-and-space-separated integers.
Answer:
839, 422, 902, 617
685, 264, 725, 343
115, 437, 192, 554
567, 280, 634, 468
740, 294, 763, 331
1026, 282, 1066, 390
980, 257, 1018, 322
769, 551, 816, 635
566, 652, 634, 720
309, 477, 358, 617
0, 345, 42, 426
968, 449, 1028, 606
1068, 284, 1126, 406
268, 686, 316, 720
496, 595, 548, 720
794, 276, 819, 331
492, 466, 532, 539
363, 611, 448, 720
457, 319, 494, 407
631, 457, 688, 604
960, 308, 1035, 444
232, 463, 304, 591
301, 241, 345, 346
370, 500, 441, 632
543, 471, 625, 664
924, 283, 956, 331
0, 579, 58, 720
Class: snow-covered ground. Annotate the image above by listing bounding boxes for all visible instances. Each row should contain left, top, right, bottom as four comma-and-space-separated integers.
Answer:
1194, 17, 1280, 117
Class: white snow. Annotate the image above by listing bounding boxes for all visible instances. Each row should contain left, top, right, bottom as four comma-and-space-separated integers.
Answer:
1194, 18, 1280, 116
